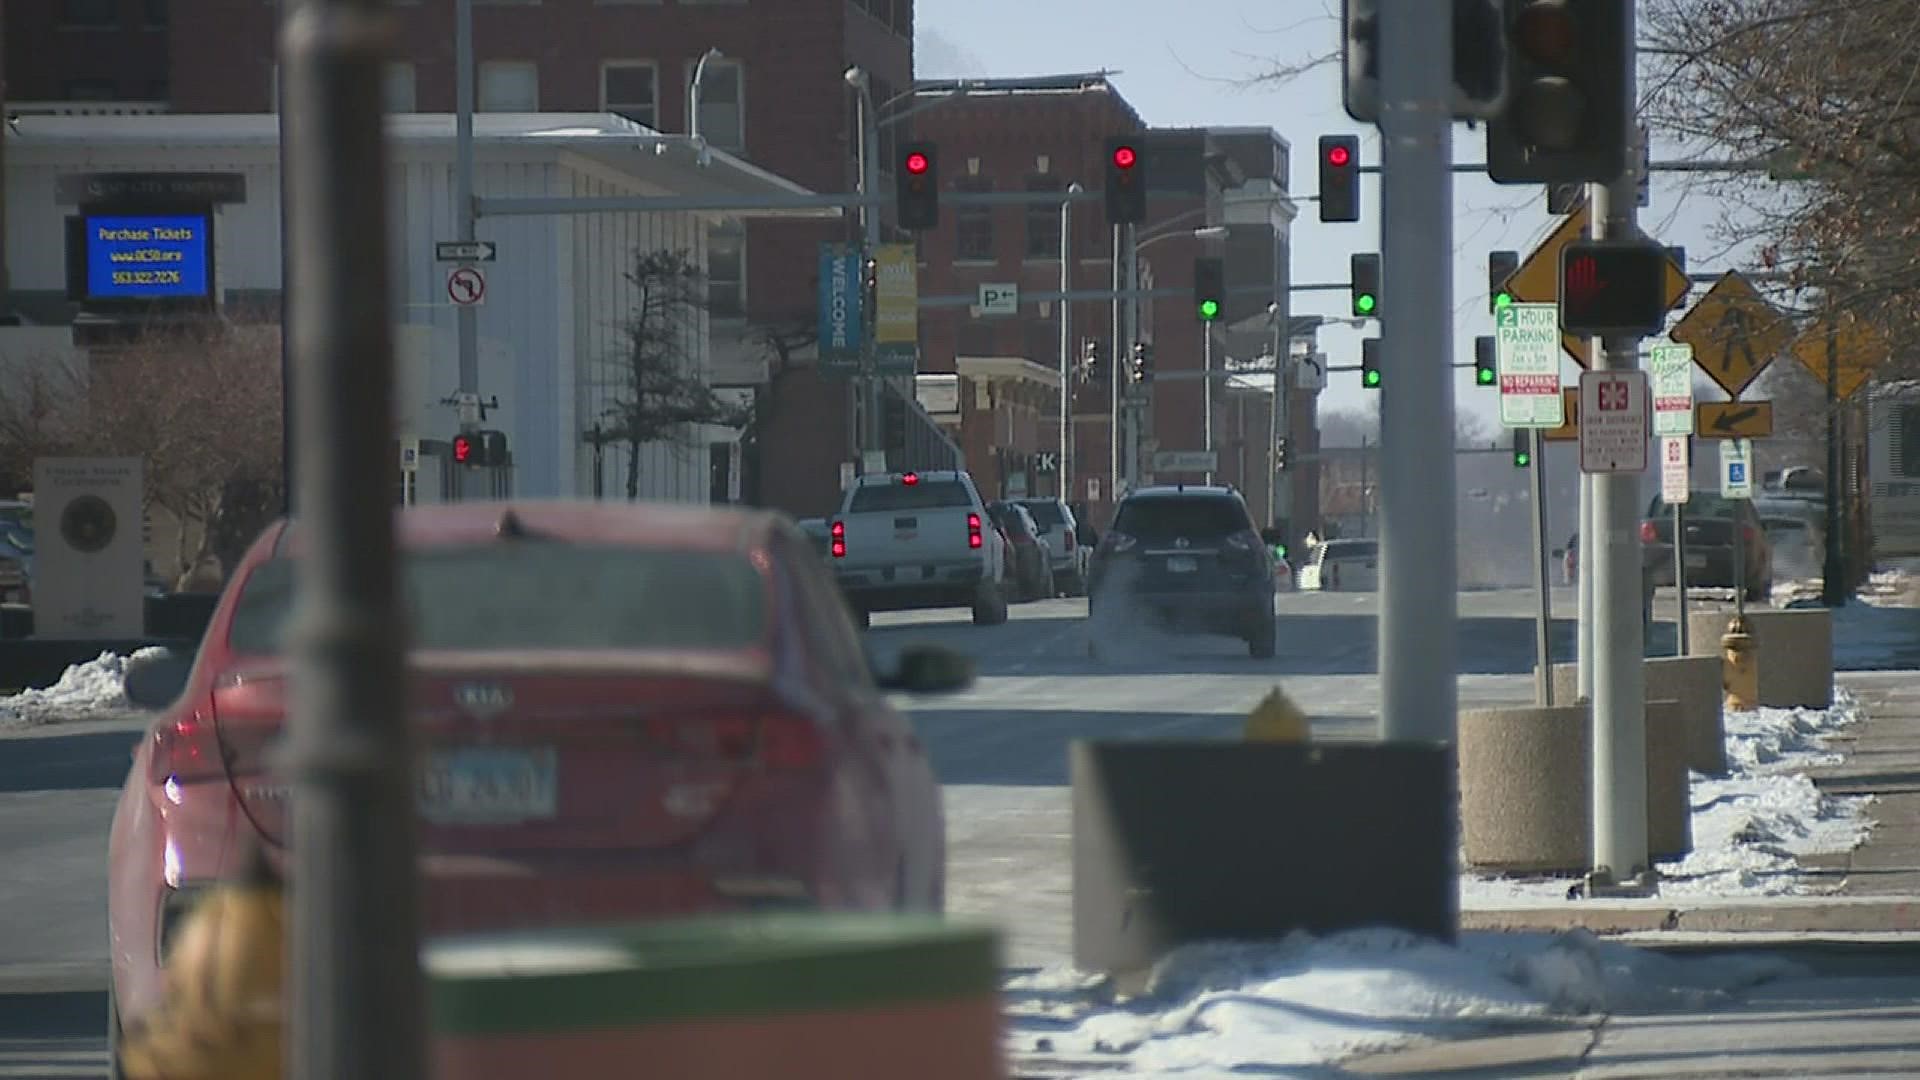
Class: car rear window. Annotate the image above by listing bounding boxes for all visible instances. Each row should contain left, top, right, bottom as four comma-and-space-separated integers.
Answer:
1020, 500, 1066, 528
848, 480, 971, 512
1113, 496, 1249, 542
227, 545, 767, 655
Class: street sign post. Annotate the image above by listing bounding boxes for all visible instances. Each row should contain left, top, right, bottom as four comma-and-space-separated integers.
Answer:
1495, 302, 1564, 427
1505, 202, 1594, 368
977, 283, 1019, 318
1695, 400, 1773, 439
1669, 271, 1788, 400
1720, 438, 1753, 499
434, 240, 497, 262
1578, 370, 1649, 474
1659, 436, 1689, 504
446, 266, 486, 307
1649, 343, 1695, 437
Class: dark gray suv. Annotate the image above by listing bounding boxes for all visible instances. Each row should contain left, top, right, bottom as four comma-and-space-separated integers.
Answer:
1086, 485, 1279, 658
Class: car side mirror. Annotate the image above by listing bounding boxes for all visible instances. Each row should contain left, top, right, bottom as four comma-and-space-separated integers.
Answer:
123, 647, 191, 711
872, 644, 975, 695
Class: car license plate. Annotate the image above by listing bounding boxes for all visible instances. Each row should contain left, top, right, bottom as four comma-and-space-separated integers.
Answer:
1686, 553, 1709, 570
1166, 556, 1198, 574
420, 748, 557, 824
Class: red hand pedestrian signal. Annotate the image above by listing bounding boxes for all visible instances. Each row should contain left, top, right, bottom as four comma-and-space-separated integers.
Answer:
452, 434, 474, 464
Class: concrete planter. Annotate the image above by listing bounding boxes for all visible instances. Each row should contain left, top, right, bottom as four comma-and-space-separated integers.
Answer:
1547, 656, 1726, 776
1685, 608, 1834, 709
1459, 700, 1692, 873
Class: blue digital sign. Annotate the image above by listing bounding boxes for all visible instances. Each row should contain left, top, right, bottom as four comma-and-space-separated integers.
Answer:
84, 214, 211, 300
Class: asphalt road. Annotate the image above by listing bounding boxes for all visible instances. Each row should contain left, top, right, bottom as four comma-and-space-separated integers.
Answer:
1, 582, 1913, 1073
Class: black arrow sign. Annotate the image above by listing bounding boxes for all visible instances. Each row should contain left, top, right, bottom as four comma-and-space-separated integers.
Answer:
1713, 405, 1760, 433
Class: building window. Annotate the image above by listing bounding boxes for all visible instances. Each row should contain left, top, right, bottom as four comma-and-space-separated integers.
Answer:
1025, 177, 1063, 259
601, 62, 658, 128
707, 222, 745, 319
479, 62, 540, 111
955, 178, 993, 262
59, 0, 118, 27
691, 58, 743, 150
65, 79, 119, 101
385, 63, 417, 112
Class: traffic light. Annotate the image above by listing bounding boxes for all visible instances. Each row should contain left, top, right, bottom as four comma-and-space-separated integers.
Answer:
1350, 252, 1380, 317
1318, 135, 1360, 223
1193, 257, 1224, 322
1103, 136, 1147, 225
1558, 240, 1670, 336
896, 141, 939, 230
1486, 0, 1632, 184
1474, 335, 1497, 386
1080, 338, 1102, 380
1488, 249, 1519, 313
1129, 341, 1153, 384
1512, 428, 1532, 468
478, 429, 509, 467
1361, 338, 1382, 389
452, 432, 476, 465
1276, 436, 1292, 472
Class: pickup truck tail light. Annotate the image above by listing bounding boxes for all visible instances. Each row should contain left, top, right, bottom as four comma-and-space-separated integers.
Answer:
830, 520, 846, 558
1639, 521, 1658, 543
967, 513, 983, 549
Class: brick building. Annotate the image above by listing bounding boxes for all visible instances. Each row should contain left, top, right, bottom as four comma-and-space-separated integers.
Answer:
4, 0, 930, 518
908, 76, 1318, 537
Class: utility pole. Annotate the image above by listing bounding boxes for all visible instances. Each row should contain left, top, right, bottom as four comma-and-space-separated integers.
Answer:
1202, 327, 1214, 485
1590, 117, 1651, 891
1109, 224, 1122, 510
1058, 184, 1080, 499
861, 88, 884, 464
281, 0, 423, 1075
1377, 2, 1459, 750
1122, 224, 1140, 491
1268, 315, 1287, 530
452, 0, 478, 500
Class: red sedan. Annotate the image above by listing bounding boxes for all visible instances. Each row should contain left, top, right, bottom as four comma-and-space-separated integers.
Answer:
106, 500, 966, 1046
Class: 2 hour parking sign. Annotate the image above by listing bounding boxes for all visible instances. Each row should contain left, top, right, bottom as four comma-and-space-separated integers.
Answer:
1495, 302, 1564, 427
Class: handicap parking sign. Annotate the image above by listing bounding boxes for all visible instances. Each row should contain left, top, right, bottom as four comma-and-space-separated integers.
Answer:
1729, 463, 1745, 483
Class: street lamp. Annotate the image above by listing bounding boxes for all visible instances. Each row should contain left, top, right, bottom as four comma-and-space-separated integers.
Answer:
690, 47, 725, 167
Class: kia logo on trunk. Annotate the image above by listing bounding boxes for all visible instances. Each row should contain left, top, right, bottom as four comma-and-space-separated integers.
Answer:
454, 683, 513, 717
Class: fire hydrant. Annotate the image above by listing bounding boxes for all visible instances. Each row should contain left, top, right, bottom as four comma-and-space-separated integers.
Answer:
1246, 686, 1310, 742
1722, 615, 1760, 713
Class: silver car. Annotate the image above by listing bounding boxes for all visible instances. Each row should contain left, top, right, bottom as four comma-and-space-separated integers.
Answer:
1017, 497, 1090, 596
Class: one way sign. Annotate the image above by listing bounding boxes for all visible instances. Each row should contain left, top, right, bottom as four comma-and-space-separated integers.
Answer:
1033, 452, 1059, 474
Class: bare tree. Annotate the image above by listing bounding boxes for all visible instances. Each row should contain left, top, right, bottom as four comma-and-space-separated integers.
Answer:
601, 248, 748, 500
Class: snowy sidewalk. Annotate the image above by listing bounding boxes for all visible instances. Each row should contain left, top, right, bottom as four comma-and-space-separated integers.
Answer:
1801, 671, 1920, 898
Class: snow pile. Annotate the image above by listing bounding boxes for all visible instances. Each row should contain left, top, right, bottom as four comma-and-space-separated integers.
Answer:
1464, 690, 1871, 903
1005, 928, 1802, 1076
0, 648, 158, 726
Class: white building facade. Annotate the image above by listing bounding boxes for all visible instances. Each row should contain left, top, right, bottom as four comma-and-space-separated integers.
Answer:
3, 112, 823, 503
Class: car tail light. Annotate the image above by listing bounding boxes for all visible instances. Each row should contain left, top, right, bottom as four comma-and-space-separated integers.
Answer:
1639, 521, 1658, 543
642, 712, 822, 770
967, 513, 983, 549
830, 520, 846, 558
149, 716, 224, 785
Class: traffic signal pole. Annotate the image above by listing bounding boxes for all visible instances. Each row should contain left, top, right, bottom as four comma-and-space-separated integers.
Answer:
453, 0, 480, 499
1109, 224, 1122, 509
1590, 117, 1652, 890
860, 88, 884, 464
1376, 3, 1459, 753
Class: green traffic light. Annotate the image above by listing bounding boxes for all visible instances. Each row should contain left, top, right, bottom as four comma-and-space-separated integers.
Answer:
1515, 452, 1531, 467
1354, 293, 1376, 315
1199, 299, 1220, 321
1363, 369, 1381, 388
1493, 291, 1513, 311
1477, 368, 1496, 385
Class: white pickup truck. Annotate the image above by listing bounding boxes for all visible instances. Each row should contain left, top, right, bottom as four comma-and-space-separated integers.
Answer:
828, 470, 1009, 627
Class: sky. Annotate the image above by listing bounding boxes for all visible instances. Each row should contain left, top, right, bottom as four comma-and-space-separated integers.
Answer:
913, 0, 1765, 430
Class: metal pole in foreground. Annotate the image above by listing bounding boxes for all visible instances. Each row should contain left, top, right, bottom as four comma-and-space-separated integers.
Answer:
281, 1, 423, 1077
278, 61, 295, 517
1590, 120, 1651, 891
1377, 1, 1458, 747
452, 0, 478, 500
1202, 328, 1214, 485
1109, 224, 1121, 511
1531, 431, 1554, 707
1058, 186, 1078, 498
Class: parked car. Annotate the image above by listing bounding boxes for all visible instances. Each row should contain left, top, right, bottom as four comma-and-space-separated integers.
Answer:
1298, 538, 1379, 592
1087, 484, 1278, 658
987, 500, 1055, 602
105, 500, 973, 1063
1641, 492, 1773, 600
1017, 497, 1091, 596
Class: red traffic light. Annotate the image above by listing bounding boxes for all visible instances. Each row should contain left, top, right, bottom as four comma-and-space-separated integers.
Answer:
1327, 144, 1351, 168
1112, 145, 1138, 170
904, 151, 929, 175
452, 434, 474, 464
1515, 0, 1579, 65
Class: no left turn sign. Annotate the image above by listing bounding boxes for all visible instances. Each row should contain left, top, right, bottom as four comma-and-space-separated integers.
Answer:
447, 266, 487, 307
